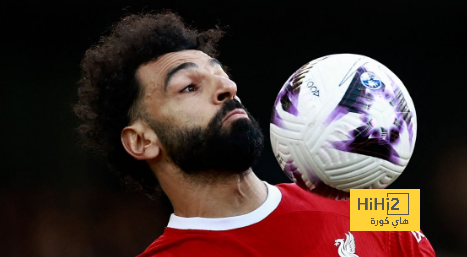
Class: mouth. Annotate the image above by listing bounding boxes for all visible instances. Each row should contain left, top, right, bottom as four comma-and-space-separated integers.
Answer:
221, 108, 249, 124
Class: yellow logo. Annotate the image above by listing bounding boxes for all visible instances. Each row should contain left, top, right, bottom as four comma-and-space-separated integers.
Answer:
350, 189, 420, 231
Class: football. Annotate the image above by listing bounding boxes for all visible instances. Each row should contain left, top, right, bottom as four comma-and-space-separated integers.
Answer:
270, 54, 417, 200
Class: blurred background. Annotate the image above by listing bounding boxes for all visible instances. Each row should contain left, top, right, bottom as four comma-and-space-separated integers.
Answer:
1, 1, 466, 256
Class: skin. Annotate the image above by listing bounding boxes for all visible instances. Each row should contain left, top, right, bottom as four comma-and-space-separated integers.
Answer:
120, 50, 267, 218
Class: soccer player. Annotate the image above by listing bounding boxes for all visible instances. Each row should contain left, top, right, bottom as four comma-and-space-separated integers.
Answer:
74, 11, 435, 256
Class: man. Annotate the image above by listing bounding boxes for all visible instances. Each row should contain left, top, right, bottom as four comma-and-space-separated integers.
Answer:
74, 11, 435, 256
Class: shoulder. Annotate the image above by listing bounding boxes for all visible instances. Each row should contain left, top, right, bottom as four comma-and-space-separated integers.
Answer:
136, 229, 187, 257
388, 230, 436, 256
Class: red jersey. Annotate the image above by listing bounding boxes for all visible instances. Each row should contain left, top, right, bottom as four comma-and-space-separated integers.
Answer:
137, 183, 435, 257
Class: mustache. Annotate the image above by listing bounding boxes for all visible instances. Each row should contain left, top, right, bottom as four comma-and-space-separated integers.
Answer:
208, 99, 249, 129
219, 99, 246, 118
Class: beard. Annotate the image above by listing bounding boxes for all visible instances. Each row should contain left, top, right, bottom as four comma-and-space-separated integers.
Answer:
147, 99, 264, 179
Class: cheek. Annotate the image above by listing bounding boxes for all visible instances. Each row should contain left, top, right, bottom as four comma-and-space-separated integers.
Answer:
185, 106, 218, 127
163, 104, 217, 129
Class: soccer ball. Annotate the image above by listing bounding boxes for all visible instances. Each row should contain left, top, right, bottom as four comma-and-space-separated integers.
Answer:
270, 54, 417, 200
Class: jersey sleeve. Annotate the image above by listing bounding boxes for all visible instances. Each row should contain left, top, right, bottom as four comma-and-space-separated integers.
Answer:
388, 230, 436, 256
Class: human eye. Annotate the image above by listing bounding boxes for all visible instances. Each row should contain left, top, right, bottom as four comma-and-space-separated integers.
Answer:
181, 83, 197, 93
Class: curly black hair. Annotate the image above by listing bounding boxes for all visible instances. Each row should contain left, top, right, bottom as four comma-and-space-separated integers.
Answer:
74, 11, 225, 199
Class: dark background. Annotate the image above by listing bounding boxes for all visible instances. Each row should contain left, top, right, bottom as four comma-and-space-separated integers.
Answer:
1, 1, 466, 256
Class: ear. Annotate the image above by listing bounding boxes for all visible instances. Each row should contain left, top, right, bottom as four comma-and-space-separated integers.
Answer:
121, 121, 160, 161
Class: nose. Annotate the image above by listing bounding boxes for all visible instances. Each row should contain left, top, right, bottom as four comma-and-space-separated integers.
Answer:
213, 75, 237, 104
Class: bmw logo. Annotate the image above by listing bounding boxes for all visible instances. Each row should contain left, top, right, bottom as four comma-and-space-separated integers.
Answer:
360, 71, 382, 90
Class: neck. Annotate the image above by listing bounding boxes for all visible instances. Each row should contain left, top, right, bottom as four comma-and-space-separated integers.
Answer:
152, 161, 268, 218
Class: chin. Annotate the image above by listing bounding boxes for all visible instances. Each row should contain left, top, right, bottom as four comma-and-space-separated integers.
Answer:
221, 117, 250, 133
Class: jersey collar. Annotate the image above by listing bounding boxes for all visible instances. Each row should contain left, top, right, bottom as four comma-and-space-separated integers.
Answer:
167, 182, 282, 231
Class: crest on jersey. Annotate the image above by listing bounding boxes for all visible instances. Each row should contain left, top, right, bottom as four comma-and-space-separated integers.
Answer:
334, 232, 359, 257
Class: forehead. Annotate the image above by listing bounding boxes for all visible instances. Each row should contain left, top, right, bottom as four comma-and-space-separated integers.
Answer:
136, 50, 212, 87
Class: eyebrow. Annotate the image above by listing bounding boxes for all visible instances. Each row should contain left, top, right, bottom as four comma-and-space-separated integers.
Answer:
164, 58, 223, 91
